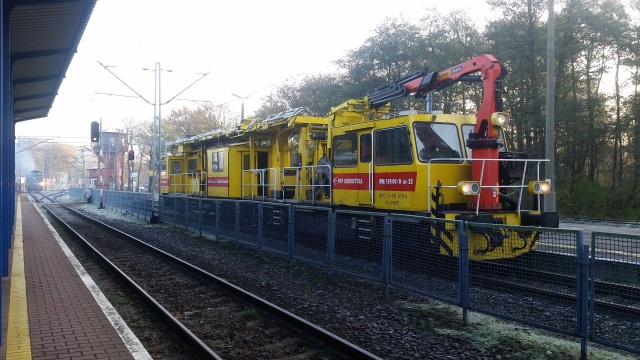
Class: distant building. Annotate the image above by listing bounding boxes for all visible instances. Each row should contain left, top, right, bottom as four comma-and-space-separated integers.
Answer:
92, 130, 128, 190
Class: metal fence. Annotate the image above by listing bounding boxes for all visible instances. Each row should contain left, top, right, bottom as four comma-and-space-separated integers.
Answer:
72, 188, 154, 221
590, 232, 640, 354
466, 224, 586, 338
67, 188, 640, 356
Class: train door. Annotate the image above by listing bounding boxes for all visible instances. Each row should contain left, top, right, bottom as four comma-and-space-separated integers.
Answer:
372, 125, 415, 211
242, 153, 251, 197
358, 132, 373, 206
208, 149, 229, 198
240, 151, 269, 197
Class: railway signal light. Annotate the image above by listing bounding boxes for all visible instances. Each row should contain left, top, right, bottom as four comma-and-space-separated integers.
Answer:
90, 121, 100, 142
128, 150, 134, 160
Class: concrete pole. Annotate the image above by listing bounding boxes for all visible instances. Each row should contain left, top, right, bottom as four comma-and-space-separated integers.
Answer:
544, 0, 556, 212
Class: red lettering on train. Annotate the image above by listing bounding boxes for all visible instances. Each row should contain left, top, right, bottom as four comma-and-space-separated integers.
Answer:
331, 172, 416, 191
207, 177, 229, 187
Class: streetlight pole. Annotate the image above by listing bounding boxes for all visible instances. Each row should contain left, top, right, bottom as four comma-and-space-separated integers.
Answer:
231, 93, 245, 121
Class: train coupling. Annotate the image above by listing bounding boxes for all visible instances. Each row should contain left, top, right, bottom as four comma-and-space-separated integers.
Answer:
521, 211, 559, 228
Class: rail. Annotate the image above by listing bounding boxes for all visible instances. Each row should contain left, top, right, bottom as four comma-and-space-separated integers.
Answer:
68, 188, 640, 355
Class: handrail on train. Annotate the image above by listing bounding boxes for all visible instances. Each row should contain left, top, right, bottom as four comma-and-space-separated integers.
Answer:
427, 158, 549, 215
281, 164, 332, 205
167, 172, 207, 196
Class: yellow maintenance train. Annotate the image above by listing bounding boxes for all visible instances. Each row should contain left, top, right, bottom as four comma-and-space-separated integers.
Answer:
160, 54, 559, 260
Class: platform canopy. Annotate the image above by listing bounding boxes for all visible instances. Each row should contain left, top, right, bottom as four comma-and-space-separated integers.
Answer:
9, 0, 96, 122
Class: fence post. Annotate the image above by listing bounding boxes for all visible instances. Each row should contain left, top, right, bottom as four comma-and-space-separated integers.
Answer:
198, 198, 203, 237
173, 196, 177, 227
287, 204, 294, 262
589, 232, 596, 340
157, 194, 162, 222
576, 231, 589, 360
184, 198, 189, 230
257, 202, 263, 251
459, 220, 469, 326
215, 201, 220, 238
235, 201, 240, 241
326, 209, 336, 275
381, 214, 392, 298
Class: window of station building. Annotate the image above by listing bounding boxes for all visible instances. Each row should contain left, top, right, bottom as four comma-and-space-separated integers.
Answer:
414, 123, 462, 162
360, 133, 372, 163
375, 126, 412, 165
171, 161, 182, 175
332, 133, 358, 167
212, 151, 224, 172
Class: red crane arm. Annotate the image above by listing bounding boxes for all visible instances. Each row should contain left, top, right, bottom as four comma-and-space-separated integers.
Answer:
401, 54, 505, 142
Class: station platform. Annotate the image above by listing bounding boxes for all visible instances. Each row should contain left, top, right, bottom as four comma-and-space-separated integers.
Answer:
1, 195, 151, 359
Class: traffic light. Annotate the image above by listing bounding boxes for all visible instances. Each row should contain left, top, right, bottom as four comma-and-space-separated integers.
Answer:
128, 150, 134, 160
90, 121, 100, 142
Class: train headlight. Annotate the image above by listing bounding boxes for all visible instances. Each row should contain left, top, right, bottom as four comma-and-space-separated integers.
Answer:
458, 181, 480, 195
491, 112, 510, 127
528, 180, 551, 195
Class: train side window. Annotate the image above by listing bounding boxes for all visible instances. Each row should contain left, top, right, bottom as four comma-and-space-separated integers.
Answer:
212, 151, 224, 172
375, 126, 412, 165
243, 154, 250, 170
360, 133, 372, 163
171, 161, 182, 174
332, 133, 357, 167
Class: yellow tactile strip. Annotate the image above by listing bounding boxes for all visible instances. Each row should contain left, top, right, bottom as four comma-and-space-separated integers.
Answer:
6, 200, 32, 359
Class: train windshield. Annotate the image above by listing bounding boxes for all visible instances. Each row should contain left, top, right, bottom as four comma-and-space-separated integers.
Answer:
413, 123, 462, 162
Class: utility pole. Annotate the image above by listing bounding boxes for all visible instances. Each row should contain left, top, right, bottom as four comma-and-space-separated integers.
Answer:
150, 62, 162, 199
544, 0, 556, 213
97, 61, 209, 208
80, 147, 85, 187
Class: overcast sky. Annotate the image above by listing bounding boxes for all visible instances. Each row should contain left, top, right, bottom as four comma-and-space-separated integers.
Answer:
15, 0, 491, 146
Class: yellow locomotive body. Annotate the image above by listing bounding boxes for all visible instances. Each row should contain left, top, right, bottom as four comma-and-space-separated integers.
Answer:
160, 54, 558, 260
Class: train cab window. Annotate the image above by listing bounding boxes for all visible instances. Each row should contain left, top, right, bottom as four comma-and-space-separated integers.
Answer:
360, 134, 372, 163
375, 126, 412, 165
462, 124, 506, 160
414, 123, 462, 162
333, 133, 358, 167
212, 151, 224, 172
171, 161, 182, 174
187, 158, 198, 171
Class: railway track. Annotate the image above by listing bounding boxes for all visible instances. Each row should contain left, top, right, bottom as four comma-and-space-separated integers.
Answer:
44, 203, 382, 360
472, 254, 640, 319
561, 217, 640, 228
